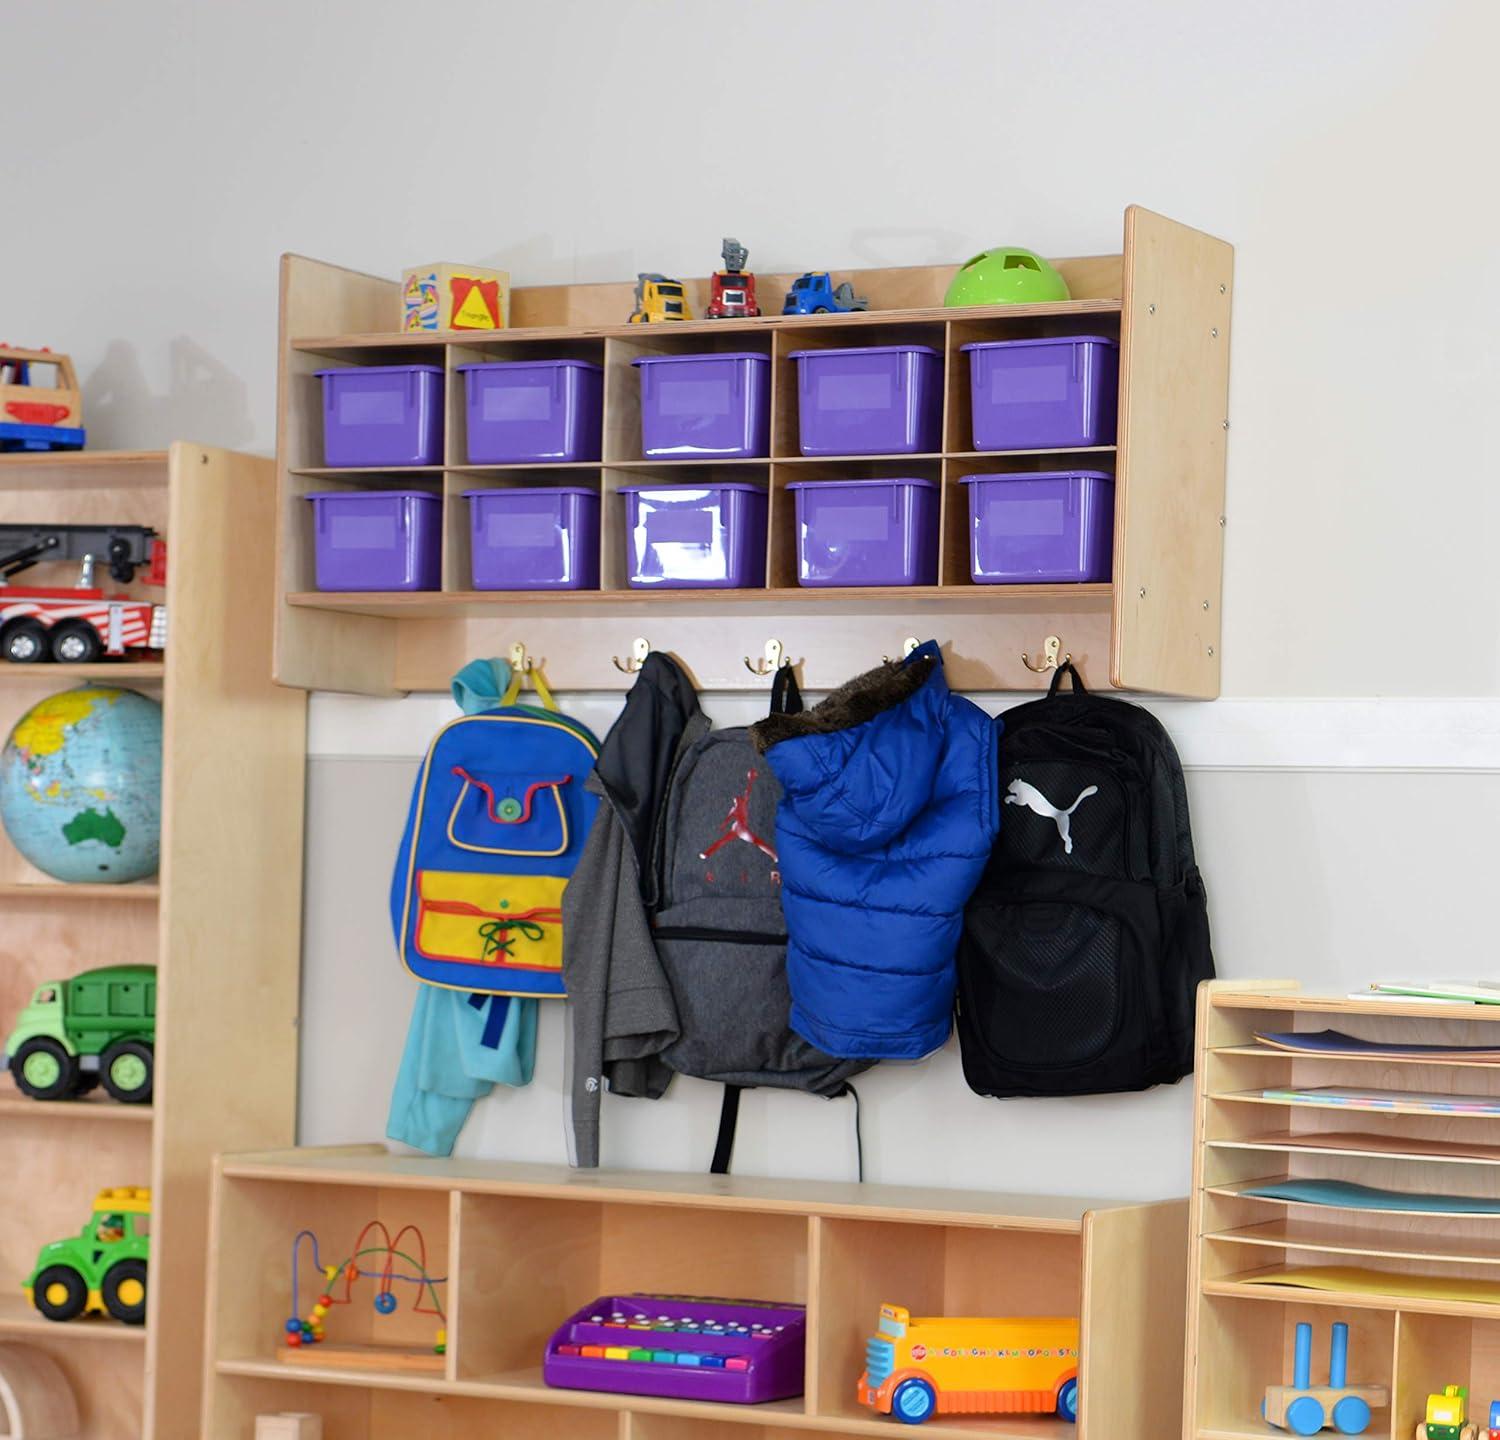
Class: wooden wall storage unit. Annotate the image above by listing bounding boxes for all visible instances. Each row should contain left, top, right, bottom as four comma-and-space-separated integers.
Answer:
274, 205, 1232, 698
0, 447, 307, 1440
202, 1146, 1188, 1440
1185, 983, 1500, 1440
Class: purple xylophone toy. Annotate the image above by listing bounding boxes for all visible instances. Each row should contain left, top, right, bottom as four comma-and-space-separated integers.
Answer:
543, 1292, 806, 1404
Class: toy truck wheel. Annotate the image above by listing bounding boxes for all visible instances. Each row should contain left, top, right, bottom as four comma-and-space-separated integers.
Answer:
49, 621, 102, 664
11, 1038, 79, 1100
32, 1265, 88, 1321
1287, 1396, 1327, 1436
1057, 1377, 1080, 1423
891, 1378, 937, 1425
101, 1259, 147, 1325
1332, 1395, 1372, 1435
2, 619, 49, 664
100, 1040, 153, 1104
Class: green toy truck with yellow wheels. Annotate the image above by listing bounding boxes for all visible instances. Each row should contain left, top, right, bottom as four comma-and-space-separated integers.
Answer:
24, 1187, 151, 1325
4, 964, 155, 1104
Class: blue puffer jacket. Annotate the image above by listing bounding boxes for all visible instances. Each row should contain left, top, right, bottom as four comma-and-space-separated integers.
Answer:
749, 642, 999, 1060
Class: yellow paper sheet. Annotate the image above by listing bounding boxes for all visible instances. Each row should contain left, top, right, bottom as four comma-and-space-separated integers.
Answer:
1241, 1265, 1500, 1306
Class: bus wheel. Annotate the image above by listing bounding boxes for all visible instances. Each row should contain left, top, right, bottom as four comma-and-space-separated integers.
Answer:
12, 1038, 79, 1100
33, 1265, 88, 1321
1057, 1377, 1080, 1423
892, 1378, 937, 1425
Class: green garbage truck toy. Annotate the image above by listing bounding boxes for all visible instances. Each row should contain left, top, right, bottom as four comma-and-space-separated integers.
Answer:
4, 964, 155, 1104
24, 1186, 151, 1324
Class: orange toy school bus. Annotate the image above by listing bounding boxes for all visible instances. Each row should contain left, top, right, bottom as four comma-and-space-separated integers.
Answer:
858, 1303, 1079, 1425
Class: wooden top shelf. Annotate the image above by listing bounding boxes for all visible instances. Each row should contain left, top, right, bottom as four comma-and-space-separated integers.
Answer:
0, 662, 165, 682
0, 449, 168, 471
291, 297, 1124, 353
1211, 988, 1500, 1023
220, 1145, 1132, 1229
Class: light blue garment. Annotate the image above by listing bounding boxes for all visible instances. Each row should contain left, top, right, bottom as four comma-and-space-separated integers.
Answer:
386, 658, 542, 1156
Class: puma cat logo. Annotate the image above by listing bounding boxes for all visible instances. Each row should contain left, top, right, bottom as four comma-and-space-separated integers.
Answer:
1004, 779, 1099, 855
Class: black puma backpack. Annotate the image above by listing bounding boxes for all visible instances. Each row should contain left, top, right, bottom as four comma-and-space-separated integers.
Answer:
956, 662, 1214, 1097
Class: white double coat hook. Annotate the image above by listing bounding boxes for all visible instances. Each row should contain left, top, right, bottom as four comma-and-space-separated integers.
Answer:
744, 639, 787, 676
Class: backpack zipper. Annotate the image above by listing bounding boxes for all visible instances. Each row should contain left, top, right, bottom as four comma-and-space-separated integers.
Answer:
652, 925, 785, 946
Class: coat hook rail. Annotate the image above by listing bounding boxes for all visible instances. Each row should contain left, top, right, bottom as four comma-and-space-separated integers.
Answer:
612, 637, 651, 674
1020, 635, 1069, 673
744, 638, 788, 676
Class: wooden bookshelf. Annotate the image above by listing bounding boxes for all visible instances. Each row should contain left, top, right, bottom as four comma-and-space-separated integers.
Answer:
1185, 982, 1500, 1440
0, 445, 307, 1440
201, 1146, 1189, 1440
273, 205, 1232, 697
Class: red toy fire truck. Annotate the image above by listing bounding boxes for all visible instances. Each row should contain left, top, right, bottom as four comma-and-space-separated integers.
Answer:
705, 237, 761, 319
0, 525, 167, 664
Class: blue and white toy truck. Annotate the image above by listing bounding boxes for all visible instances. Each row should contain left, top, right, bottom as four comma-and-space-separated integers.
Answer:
782, 273, 868, 315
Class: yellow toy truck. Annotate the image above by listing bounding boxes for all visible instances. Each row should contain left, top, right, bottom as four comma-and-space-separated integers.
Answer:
1418, 1385, 1476, 1440
857, 1302, 1079, 1425
629, 274, 691, 323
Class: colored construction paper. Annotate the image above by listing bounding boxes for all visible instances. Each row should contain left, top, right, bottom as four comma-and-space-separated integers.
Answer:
1241, 1178, 1500, 1214
1254, 1029, 1500, 1061
1260, 1086, 1500, 1115
1238, 1265, 1500, 1307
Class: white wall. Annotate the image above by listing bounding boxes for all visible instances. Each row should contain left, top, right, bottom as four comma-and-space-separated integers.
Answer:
7, 1, 1500, 1195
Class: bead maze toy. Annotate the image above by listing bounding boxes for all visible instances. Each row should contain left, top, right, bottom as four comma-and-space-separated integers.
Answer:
1262, 1322, 1388, 1435
543, 1294, 806, 1403
278, 1222, 447, 1373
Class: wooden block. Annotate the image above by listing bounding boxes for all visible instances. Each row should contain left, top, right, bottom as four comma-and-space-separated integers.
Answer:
254, 1415, 323, 1440
402, 263, 510, 332
276, 1342, 446, 1373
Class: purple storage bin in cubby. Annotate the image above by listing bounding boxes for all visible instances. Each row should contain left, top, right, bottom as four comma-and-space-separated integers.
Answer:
305, 490, 442, 591
789, 345, 942, 456
962, 335, 1119, 451
633, 352, 770, 459
619, 481, 767, 588
465, 487, 599, 591
315, 365, 444, 467
458, 360, 603, 464
960, 470, 1115, 583
786, 477, 938, 587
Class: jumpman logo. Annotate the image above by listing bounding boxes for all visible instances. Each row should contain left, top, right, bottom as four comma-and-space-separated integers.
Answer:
1004, 778, 1099, 856
701, 769, 778, 862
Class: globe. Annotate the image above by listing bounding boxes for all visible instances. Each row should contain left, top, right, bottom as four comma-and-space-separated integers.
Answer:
0, 686, 162, 884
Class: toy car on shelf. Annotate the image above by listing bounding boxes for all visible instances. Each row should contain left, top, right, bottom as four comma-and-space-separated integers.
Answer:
0, 523, 167, 664
858, 1302, 1078, 1425
1420, 1385, 1477, 1440
1483, 1399, 1500, 1440
705, 237, 760, 319
5, 964, 156, 1103
629, 274, 692, 323
24, 1187, 150, 1324
782, 272, 868, 315
0, 346, 85, 452
1262, 1322, 1385, 1435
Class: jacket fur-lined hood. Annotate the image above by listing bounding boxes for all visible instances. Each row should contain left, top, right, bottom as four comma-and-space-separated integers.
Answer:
750, 653, 936, 753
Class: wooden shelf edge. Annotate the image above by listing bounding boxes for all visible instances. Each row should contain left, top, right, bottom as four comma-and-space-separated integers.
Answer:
0, 1294, 146, 1343
0, 1095, 153, 1123
0, 449, 169, 470
1208, 1088, 1500, 1119
1210, 1045, 1500, 1070
0, 880, 160, 902
291, 296, 1124, 351
1210, 991, 1500, 1022
1203, 1276, 1500, 1321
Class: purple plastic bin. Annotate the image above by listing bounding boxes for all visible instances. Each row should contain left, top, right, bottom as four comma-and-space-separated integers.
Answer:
789, 345, 941, 456
787, 477, 937, 587
316, 365, 443, 468
962, 335, 1119, 451
465, 486, 599, 591
305, 490, 442, 591
619, 481, 767, 588
458, 360, 603, 464
960, 470, 1115, 583
633, 352, 769, 459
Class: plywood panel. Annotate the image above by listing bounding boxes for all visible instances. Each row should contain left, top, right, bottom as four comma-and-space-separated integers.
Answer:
1111, 206, 1233, 697
146, 443, 307, 1440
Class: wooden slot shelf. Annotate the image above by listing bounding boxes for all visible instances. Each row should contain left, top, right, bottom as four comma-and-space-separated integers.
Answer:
1187, 984, 1500, 1439
274, 207, 1231, 696
1209, 1088, 1500, 1119
0, 1292, 147, 1344
0, 446, 307, 1440
202, 1146, 1187, 1440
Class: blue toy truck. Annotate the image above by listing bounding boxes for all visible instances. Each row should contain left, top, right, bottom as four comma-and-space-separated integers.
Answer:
782, 273, 868, 315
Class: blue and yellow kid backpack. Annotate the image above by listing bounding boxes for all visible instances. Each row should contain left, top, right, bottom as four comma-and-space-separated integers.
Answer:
390, 660, 599, 998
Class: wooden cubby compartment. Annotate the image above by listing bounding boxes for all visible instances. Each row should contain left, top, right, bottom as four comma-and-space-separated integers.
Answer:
1187, 984, 1500, 1440
274, 205, 1231, 697
203, 1147, 1188, 1440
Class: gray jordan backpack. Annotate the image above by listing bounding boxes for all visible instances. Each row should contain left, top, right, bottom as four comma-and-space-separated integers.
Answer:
650, 667, 869, 1170
957, 662, 1214, 1097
